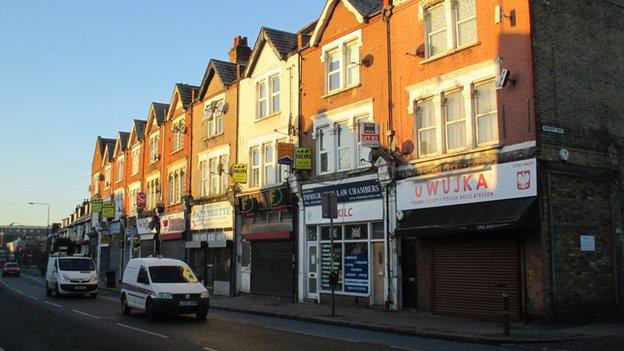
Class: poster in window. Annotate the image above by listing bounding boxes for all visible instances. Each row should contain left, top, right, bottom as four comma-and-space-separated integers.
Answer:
320, 243, 342, 291
344, 243, 369, 294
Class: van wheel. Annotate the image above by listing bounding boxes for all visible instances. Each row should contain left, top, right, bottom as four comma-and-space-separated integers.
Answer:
121, 294, 131, 315
145, 299, 155, 320
195, 310, 208, 321
45, 282, 52, 296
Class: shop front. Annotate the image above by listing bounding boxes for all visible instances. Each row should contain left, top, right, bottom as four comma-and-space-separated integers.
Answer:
189, 201, 234, 296
238, 185, 295, 299
301, 176, 386, 306
395, 158, 538, 319
136, 215, 156, 258
159, 211, 186, 261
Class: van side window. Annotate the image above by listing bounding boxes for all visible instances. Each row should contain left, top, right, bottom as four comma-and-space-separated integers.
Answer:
137, 266, 149, 284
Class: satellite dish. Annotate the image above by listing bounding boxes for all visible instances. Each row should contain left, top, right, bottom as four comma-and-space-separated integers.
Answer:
220, 102, 229, 115
401, 140, 415, 156
362, 54, 374, 68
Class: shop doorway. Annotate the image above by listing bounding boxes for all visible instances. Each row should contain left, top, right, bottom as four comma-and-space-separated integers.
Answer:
373, 242, 385, 305
401, 240, 418, 308
307, 243, 318, 299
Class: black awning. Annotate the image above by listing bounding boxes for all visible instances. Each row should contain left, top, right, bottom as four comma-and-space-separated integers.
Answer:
397, 197, 538, 237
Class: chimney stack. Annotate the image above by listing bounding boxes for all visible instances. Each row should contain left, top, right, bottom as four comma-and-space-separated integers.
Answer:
383, 0, 392, 8
228, 36, 251, 66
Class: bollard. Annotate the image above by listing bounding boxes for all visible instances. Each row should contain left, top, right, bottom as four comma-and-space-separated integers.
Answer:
502, 292, 510, 336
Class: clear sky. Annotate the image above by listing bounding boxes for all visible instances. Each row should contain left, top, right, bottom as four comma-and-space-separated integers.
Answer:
0, 0, 321, 227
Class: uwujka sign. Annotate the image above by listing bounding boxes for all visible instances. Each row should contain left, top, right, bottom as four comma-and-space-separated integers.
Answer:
396, 158, 537, 211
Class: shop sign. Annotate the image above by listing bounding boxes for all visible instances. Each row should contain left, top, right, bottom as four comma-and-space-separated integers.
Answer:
160, 212, 185, 234
302, 179, 381, 207
344, 244, 369, 294
358, 121, 380, 148
136, 217, 155, 235
294, 147, 312, 170
396, 158, 537, 211
102, 201, 115, 218
320, 243, 342, 291
91, 198, 102, 212
277, 142, 295, 165
190, 202, 233, 230
239, 186, 290, 213
231, 164, 248, 184
306, 199, 383, 225
192, 231, 232, 242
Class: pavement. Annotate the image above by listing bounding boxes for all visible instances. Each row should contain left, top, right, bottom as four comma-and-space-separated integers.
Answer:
94, 278, 624, 345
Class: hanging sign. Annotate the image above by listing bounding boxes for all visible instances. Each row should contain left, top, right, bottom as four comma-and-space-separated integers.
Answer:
277, 142, 295, 165
102, 201, 115, 218
91, 198, 103, 213
294, 147, 312, 170
136, 192, 147, 208
359, 121, 380, 148
231, 164, 248, 184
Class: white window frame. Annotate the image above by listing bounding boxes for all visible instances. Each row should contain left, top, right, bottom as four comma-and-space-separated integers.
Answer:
415, 96, 440, 157
197, 145, 230, 197
104, 166, 111, 189
321, 30, 362, 95
262, 143, 275, 185
131, 146, 140, 175
406, 60, 501, 160
255, 73, 281, 119
270, 74, 281, 115
256, 81, 268, 119
250, 146, 260, 188
209, 157, 220, 196
335, 121, 353, 171
422, 0, 478, 59
443, 89, 467, 152
116, 156, 124, 182
474, 79, 499, 146
146, 175, 160, 210
172, 117, 185, 153
355, 114, 372, 167
204, 95, 226, 138
127, 182, 141, 216
199, 160, 209, 197
149, 133, 159, 164
167, 164, 186, 205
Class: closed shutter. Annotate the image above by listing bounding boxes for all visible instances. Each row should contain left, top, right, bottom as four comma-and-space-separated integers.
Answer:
161, 239, 186, 261
251, 240, 294, 298
141, 240, 154, 258
432, 235, 520, 319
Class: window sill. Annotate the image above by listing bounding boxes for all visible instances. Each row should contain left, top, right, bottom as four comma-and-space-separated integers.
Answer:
255, 112, 281, 123
411, 144, 501, 164
321, 83, 361, 99
419, 42, 481, 65
171, 148, 185, 155
202, 133, 224, 141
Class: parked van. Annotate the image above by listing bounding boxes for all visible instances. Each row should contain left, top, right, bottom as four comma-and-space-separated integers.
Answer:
45, 254, 98, 298
120, 257, 209, 320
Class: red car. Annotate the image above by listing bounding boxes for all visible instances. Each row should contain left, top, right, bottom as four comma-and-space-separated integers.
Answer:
2, 262, 20, 277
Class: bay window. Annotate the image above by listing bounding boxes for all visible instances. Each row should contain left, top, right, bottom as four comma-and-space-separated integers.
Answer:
315, 116, 371, 174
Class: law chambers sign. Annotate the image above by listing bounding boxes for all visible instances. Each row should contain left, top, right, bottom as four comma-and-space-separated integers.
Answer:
397, 158, 537, 211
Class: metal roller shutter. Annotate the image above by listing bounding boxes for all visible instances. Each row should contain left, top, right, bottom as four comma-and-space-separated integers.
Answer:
432, 235, 520, 319
161, 239, 186, 261
251, 240, 294, 298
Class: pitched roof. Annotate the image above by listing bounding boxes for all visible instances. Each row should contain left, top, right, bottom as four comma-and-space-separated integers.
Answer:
347, 0, 382, 17
176, 83, 199, 108
262, 27, 298, 59
133, 119, 147, 141
197, 59, 240, 100
310, 0, 382, 46
103, 139, 116, 161
245, 27, 298, 77
99, 137, 115, 156
151, 103, 169, 125
118, 131, 130, 151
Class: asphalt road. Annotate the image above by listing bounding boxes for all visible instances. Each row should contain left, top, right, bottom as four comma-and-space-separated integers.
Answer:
0, 271, 613, 351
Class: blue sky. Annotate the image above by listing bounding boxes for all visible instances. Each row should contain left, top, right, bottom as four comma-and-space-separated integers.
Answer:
0, 0, 321, 226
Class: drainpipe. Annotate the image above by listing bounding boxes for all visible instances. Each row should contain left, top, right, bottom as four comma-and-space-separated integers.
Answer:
383, 0, 394, 148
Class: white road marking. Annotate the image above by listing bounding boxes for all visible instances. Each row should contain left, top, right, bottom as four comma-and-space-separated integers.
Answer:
203, 347, 221, 351
22, 275, 42, 283
391, 346, 425, 351
27, 295, 38, 300
115, 323, 169, 339
264, 326, 360, 343
15, 289, 25, 295
44, 300, 63, 308
72, 309, 101, 319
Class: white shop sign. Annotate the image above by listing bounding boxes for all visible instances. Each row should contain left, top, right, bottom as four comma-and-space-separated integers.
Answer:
136, 217, 155, 235
190, 201, 233, 230
397, 158, 537, 210
306, 199, 383, 225
160, 212, 185, 234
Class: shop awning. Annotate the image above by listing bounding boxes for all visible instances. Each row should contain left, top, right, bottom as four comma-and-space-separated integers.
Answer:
396, 197, 538, 237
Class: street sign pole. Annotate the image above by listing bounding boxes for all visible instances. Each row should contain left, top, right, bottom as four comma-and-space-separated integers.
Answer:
330, 214, 335, 317
321, 192, 338, 317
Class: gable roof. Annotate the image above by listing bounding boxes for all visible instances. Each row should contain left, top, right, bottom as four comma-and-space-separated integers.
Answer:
176, 83, 199, 108
114, 131, 130, 155
151, 102, 169, 125
245, 27, 298, 77
133, 119, 147, 141
102, 139, 116, 162
198, 59, 240, 99
310, 0, 382, 46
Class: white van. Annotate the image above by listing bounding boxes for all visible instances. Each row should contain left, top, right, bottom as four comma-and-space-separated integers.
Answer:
45, 255, 98, 298
120, 257, 209, 320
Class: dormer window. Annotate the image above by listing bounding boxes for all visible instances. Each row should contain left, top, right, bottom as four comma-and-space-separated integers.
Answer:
204, 99, 225, 138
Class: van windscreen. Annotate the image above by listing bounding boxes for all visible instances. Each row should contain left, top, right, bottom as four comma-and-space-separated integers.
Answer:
58, 258, 95, 271
148, 266, 198, 283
